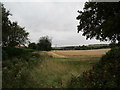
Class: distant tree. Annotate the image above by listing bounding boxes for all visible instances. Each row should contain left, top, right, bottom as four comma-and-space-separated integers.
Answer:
77, 2, 120, 45
2, 4, 29, 47
28, 42, 37, 49
37, 36, 52, 51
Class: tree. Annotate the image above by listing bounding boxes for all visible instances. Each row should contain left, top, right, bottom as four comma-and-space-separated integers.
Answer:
8, 22, 29, 47
28, 42, 37, 49
77, 2, 120, 44
2, 4, 29, 47
2, 4, 11, 46
37, 36, 52, 51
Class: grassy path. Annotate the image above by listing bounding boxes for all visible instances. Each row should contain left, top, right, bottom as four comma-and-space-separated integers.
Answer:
29, 49, 110, 88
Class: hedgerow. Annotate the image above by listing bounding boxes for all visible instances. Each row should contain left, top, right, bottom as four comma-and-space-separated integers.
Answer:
68, 47, 120, 88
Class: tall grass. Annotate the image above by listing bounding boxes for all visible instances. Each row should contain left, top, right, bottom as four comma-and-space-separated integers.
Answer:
2, 52, 44, 88
3, 49, 108, 88
30, 53, 100, 88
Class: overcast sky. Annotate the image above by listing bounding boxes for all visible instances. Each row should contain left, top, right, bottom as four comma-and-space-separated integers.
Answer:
3, 1, 110, 47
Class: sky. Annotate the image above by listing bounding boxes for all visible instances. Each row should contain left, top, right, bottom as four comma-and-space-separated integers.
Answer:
3, 1, 110, 47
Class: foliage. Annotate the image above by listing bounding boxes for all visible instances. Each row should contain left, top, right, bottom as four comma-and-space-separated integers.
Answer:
77, 2, 120, 44
2, 4, 29, 47
2, 4, 11, 46
2, 52, 44, 88
68, 47, 120, 88
28, 42, 37, 49
37, 36, 52, 51
2, 47, 35, 60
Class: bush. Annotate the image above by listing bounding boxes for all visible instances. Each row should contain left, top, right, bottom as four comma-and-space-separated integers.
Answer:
2, 49, 8, 60
2, 47, 35, 60
28, 42, 37, 49
2, 47, 25, 58
2, 52, 44, 88
68, 47, 120, 88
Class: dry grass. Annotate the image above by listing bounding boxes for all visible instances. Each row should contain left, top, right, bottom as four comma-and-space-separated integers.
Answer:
48, 49, 110, 57
48, 49, 110, 61
30, 49, 110, 88
31, 57, 92, 88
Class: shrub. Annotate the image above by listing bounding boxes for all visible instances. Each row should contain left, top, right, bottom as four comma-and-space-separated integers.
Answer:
2, 52, 44, 88
2, 49, 8, 60
2, 47, 35, 60
2, 47, 25, 58
28, 42, 37, 49
68, 47, 120, 88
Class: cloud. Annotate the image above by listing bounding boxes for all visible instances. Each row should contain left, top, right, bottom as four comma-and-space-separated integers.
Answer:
3, 2, 110, 47
2, 0, 88, 2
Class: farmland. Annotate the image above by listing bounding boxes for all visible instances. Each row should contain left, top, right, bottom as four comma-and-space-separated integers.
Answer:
30, 49, 110, 88
3, 48, 110, 88
48, 49, 109, 60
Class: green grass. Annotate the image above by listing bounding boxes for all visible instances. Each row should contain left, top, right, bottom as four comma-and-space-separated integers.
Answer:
53, 57, 70, 60
3, 50, 103, 88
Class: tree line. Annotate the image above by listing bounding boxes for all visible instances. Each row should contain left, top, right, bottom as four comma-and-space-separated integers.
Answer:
52, 44, 110, 50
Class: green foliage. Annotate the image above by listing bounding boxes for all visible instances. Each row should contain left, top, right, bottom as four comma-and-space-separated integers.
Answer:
77, 2, 120, 44
28, 42, 37, 49
37, 36, 52, 51
8, 22, 29, 47
2, 47, 35, 60
2, 4, 11, 46
68, 47, 120, 88
2, 4, 29, 47
3, 47, 24, 55
2, 52, 44, 88
53, 57, 70, 60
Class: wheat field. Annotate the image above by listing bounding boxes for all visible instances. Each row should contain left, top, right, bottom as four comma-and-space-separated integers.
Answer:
47, 49, 110, 61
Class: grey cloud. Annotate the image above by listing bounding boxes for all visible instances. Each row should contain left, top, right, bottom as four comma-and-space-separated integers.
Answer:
4, 2, 110, 47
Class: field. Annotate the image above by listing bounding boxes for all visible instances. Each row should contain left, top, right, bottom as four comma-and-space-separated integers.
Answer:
3, 48, 110, 88
30, 49, 110, 88
48, 49, 109, 60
